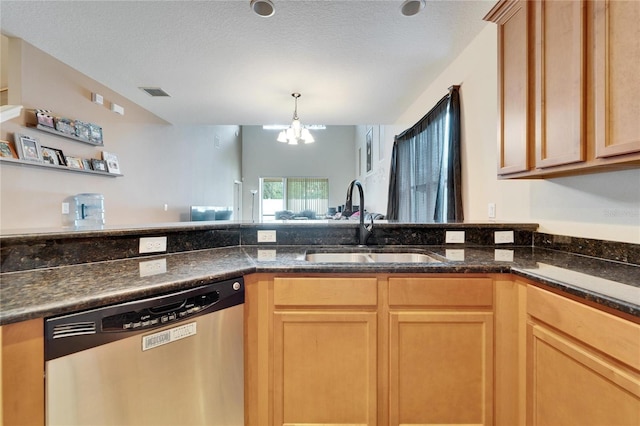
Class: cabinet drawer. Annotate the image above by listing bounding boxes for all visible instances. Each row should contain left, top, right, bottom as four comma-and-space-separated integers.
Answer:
274, 277, 378, 307
528, 285, 640, 370
388, 277, 493, 308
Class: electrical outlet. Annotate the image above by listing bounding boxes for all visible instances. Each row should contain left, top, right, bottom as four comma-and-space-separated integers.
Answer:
139, 258, 167, 277
488, 203, 496, 219
445, 230, 465, 244
257, 230, 276, 243
61, 202, 70, 214
139, 236, 167, 254
494, 230, 514, 244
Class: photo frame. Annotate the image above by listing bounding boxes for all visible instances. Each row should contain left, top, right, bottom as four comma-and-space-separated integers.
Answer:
102, 151, 121, 174
91, 159, 108, 172
366, 127, 373, 174
15, 134, 42, 163
82, 158, 93, 170
41, 146, 62, 165
65, 156, 83, 169
35, 110, 55, 128
0, 140, 18, 159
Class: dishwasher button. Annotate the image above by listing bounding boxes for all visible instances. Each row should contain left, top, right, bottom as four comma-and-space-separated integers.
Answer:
150, 318, 159, 325
142, 320, 151, 327
132, 322, 142, 329
123, 322, 133, 330
168, 313, 177, 321
161, 315, 169, 323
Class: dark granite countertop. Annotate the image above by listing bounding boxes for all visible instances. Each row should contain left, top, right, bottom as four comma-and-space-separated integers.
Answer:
1, 244, 638, 325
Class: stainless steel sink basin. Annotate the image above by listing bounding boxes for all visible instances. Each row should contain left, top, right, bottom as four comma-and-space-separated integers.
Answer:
367, 252, 441, 263
304, 253, 374, 263
304, 251, 441, 264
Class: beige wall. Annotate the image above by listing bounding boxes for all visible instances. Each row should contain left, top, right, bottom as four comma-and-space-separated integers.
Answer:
0, 40, 242, 231
385, 24, 639, 243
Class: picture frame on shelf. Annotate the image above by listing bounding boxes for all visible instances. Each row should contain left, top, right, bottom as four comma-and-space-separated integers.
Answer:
35, 110, 55, 129
15, 133, 43, 163
75, 121, 91, 141
81, 158, 93, 170
91, 159, 108, 172
89, 123, 103, 144
41, 146, 62, 165
65, 156, 83, 169
52, 148, 67, 166
102, 151, 121, 174
0, 140, 18, 159
55, 117, 75, 135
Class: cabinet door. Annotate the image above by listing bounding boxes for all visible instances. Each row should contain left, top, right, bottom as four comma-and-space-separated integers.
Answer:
528, 323, 640, 425
535, 0, 586, 168
496, 0, 532, 175
273, 311, 378, 426
388, 311, 494, 426
594, 0, 640, 158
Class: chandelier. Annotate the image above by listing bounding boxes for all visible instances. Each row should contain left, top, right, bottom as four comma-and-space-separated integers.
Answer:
277, 93, 315, 145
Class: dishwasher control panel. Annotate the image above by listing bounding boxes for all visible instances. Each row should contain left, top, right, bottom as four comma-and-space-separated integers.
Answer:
102, 290, 220, 331
45, 277, 244, 361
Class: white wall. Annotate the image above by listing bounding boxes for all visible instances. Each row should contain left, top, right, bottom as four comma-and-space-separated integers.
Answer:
0, 40, 242, 230
376, 24, 639, 244
241, 125, 356, 220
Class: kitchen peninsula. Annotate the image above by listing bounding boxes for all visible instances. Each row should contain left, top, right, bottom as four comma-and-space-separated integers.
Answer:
1, 221, 638, 425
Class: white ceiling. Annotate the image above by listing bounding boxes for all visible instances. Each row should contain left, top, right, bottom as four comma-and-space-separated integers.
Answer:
0, 0, 494, 126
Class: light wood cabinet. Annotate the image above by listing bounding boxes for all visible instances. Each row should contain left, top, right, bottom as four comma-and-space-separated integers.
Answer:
1, 318, 45, 426
387, 277, 494, 426
493, 0, 532, 175
245, 274, 500, 426
271, 276, 378, 426
485, 0, 640, 178
534, 0, 586, 168
527, 285, 640, 425
593, 0, 640, 158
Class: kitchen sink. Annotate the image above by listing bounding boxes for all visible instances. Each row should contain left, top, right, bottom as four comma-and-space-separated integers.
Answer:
304, 253, 374, 263
304, 251, 441, 264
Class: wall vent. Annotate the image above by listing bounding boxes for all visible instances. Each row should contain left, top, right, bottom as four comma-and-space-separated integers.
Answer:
139, 87, 171, 97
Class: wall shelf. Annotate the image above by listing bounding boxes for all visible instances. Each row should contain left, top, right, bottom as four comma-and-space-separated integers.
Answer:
30, 124, 104, 147
0, 157, 122, 177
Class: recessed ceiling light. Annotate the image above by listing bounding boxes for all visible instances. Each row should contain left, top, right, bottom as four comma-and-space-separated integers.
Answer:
139, 87, 171, 97
400, 0, 426, 16
250, 0, 275, 17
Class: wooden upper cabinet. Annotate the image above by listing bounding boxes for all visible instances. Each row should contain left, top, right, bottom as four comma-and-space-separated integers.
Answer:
487, 0, 532, 175
534, 0, 586, 168
486, 0, 640, 178
593, 0, 640, 158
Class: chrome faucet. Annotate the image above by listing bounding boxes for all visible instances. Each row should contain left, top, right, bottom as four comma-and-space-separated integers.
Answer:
345, 180, 373, 246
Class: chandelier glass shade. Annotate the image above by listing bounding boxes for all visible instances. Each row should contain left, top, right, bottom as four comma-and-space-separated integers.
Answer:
277, 93, 315, 145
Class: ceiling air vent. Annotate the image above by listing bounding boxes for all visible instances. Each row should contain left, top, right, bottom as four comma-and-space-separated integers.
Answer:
139, 87, 171, 97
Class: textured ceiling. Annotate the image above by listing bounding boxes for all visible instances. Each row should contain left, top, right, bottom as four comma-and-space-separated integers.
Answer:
0, 0, 494, 125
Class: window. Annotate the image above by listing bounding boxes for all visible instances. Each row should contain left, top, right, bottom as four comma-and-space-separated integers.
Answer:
260, 177, 329, 221
387, 86, 462, 222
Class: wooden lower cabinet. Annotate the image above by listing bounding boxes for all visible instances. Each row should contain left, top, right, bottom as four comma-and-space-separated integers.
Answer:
245, 273, 499, 426
387, 277, 495, 426
527, 285, 640, 425
388, 311, 494, 425
273, 311, 378, 425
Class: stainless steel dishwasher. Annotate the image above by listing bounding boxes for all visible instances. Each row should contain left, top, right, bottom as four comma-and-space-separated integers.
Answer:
45, 277, 244, 426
